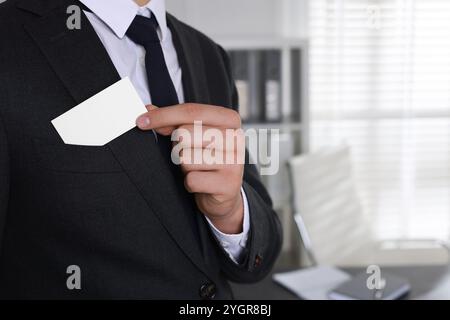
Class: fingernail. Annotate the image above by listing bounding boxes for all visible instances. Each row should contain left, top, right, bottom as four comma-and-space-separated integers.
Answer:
137, 115, 150, 129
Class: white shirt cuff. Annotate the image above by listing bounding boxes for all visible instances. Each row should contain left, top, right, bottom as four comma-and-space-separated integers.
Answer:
205, 187, 250, 264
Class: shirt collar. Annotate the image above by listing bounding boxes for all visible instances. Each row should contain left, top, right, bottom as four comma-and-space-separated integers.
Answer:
80, 0, 168, 40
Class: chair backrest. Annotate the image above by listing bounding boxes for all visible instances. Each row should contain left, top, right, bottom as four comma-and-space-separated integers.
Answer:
288, 146, 374, 266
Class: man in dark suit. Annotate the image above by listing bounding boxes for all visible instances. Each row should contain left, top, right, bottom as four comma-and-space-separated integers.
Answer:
0, 0, 282, 299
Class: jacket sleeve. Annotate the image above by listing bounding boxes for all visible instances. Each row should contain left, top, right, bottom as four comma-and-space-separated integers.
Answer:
215, 46, 283, 283
0, 114, 10, 253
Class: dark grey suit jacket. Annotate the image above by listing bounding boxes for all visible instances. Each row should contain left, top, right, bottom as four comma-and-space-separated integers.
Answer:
0, 0, 282, 299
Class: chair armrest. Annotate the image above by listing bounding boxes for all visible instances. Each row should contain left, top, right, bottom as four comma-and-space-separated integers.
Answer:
293, 212, 318, 266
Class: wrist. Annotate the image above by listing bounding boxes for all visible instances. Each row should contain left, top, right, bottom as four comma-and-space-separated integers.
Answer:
208, 194, 244, 234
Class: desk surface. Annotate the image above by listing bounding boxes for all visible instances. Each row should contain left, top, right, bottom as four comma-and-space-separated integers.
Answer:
231, 265, 450, 300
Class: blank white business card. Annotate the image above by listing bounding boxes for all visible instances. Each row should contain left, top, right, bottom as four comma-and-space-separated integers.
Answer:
52, 77, 147, 146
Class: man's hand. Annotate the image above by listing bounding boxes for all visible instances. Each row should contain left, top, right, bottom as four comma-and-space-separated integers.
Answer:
136, 103, 245, 234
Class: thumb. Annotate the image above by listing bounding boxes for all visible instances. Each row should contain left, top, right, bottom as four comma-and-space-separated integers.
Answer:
145, 104, 158, 111
138, 105, 175, 136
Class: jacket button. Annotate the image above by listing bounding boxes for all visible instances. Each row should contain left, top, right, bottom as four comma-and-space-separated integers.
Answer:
254, 254, 263, 268
199, 282, 217, 300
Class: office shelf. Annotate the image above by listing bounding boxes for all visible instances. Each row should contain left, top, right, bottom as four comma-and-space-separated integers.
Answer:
217, 36, 308, 51
243, 121, 303, 132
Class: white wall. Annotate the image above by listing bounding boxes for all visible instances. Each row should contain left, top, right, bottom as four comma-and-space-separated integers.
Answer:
166, 0, 308, 40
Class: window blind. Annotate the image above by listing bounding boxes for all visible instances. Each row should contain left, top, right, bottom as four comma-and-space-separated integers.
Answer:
309, 0, 450, 240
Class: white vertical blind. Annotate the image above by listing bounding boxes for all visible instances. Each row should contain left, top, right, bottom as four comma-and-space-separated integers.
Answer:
309, 0, 450, 240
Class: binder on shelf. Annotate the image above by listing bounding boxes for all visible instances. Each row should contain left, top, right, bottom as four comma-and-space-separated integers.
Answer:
290, 48, 302, 123
247, 50, 265, 123
263, 50, 282, 122
230, 51, 251, 122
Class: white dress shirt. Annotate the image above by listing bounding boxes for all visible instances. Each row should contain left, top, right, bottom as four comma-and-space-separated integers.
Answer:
80, 0, 250, 263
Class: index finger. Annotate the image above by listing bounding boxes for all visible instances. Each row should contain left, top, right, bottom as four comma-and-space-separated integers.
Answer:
137, 103, 242, 130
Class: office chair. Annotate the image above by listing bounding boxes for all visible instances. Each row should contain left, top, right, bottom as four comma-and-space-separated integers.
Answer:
288, 146, 450, 267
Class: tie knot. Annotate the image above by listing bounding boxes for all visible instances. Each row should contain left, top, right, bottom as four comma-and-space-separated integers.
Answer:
126, 14, 160, 46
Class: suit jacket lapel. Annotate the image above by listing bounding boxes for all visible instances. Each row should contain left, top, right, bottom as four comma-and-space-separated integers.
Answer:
167, 14, 211, 104
20, 1, 212, 279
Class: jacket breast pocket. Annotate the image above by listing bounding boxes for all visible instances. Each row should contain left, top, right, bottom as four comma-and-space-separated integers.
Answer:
32, 137, 123, 173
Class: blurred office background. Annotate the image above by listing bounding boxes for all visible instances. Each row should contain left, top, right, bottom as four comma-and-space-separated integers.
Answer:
167, 0, 450, 268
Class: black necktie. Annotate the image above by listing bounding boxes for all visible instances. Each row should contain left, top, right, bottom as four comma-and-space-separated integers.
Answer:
126, 14, 179, 107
